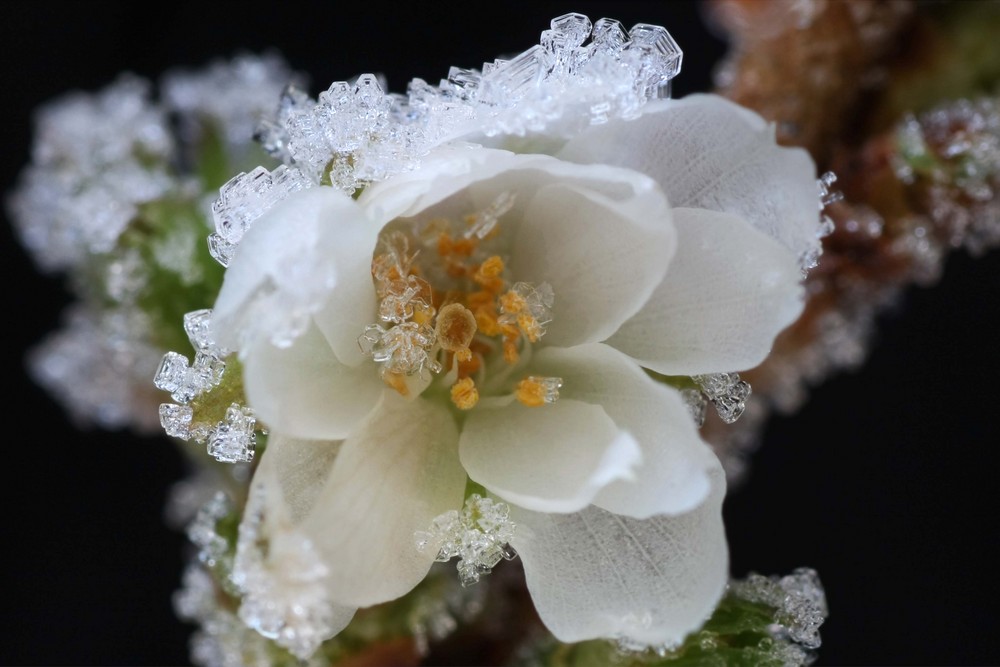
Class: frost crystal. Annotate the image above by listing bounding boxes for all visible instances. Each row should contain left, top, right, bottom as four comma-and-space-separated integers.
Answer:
187, 492, 233, 569
694, 372, 752, 424
731, 567, 829, 651
232, 484, 342, 659
415, 494, 517, 587
207, 404, 257, 464
208, 165, 312, 267
155, 310, 258, 463
254, 13, 684, 198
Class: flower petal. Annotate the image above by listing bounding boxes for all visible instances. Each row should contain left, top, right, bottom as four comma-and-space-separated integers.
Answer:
509, 462, 728, 646
460, 398, 641, 514
607, 207, 804, 376
250, 434, 341, 524
297, 392, 466, 607
361, 147, 675, 346
557, 94, 819, 262
511, 181, 674, 347
235, 435, 357, 647
212, 186, 379, 366
528, 343, 718, 518
243, 322, 384, 440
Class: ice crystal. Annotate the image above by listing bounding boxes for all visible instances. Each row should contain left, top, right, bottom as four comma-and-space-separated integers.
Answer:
207, 404, 257, 464
694, 372, 752, 424
731, 567, 829, 651
232, 484, 342, 659
188, 492, 233, 569
414, 494, 517, 587
208, 165, 312, 267
254, 13, 684, 199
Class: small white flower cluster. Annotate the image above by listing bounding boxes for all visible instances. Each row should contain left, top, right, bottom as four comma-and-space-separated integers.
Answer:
11, 54, 299, 433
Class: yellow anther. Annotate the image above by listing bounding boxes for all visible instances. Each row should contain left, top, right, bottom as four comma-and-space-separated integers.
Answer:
474, 255, 506, 293
435, 303, 477, 354
478, 255, 504, 278
474, 306, 501, 337
499, 290, 527, 315
515, 376, 562, 407
517, 312, 542, 342
384, 372, 410, 397
503, 335, 520, 364
450, 377, 479, 410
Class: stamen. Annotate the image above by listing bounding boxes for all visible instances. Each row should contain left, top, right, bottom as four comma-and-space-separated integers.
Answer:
379, 274, 434, 324
435, 303, 477, 359
499, 281, 553, 343
450, 377, 479, 410
515, 375, 563, 407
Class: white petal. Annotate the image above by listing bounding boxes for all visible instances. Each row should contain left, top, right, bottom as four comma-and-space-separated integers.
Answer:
212, 186, 379, 366
511, 181, 674, 347
460, 399, 641, 514
252, 434, 341, 524
607, 207, 804, 375
298, 392, 466, 607
557, 94, 819, 262
361, 147, 675, 346
528, 343, 718, 518
509, 463, 728, 646
243, 322, 384, 440
236, 436, 357, 646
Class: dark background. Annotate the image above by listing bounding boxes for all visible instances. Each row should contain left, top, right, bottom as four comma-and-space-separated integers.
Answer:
2, 2, 998, 665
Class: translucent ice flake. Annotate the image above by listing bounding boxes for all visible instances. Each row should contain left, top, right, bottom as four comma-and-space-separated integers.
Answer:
731, 567, 829, 651
257, 13, 683, 193
694, 372, 752, 424
232, 484, 343, 659
415, 494, 517, 587
207, 404, 257, 464
208, 165, 311, 267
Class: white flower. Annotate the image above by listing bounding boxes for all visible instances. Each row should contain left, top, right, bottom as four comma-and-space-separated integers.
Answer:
211, 94, 816, 654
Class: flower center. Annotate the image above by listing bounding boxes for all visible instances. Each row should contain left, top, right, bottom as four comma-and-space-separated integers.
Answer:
358, 193, 562, 409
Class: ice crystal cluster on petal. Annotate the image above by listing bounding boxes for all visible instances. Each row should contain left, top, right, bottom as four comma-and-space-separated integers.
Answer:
231, 485, 344, 659
208, 165, 312, 267
254, 13, 682, 196
415, 494, 517, 588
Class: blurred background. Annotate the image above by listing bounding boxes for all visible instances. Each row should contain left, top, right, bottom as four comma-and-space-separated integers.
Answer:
1, 2, 998, 664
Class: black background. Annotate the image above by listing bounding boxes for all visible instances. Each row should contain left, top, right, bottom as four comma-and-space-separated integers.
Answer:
2, 2, 998, 665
